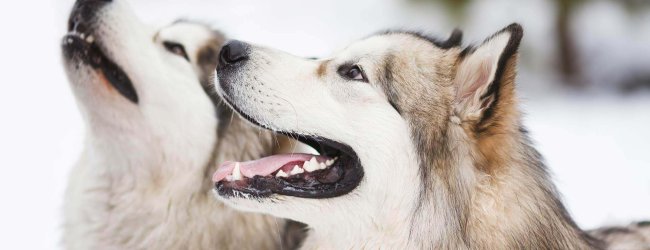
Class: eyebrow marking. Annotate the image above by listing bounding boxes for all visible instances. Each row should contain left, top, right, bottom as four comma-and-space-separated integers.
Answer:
380, 54, 401, 114
316, 60, 330, 78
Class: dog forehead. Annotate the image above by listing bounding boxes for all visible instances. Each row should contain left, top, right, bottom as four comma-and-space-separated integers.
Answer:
157, 22, 214, 47
336, 33, 438, 62
342, 35, 395, 57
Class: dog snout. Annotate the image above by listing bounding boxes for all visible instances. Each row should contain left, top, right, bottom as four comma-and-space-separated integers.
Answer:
68, 0, 111, 32
219, 40, 249, 66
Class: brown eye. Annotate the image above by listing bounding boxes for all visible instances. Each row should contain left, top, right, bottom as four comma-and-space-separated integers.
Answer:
338, 64, 367, 82
163, 41, 189, 61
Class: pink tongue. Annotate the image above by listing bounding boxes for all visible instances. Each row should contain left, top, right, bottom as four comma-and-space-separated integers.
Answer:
212, 153, 328, 182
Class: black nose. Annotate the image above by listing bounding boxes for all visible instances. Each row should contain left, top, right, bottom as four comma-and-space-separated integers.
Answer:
68, 0, 112, 32
220, 40, 249, 66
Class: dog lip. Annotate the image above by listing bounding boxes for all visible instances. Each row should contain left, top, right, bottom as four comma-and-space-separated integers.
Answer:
61, 33, 140, 104
62, 34, 91, 57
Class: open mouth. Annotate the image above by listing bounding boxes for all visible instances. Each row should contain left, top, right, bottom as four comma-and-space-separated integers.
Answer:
62, 19, 139, 103
213, 98, 364, 199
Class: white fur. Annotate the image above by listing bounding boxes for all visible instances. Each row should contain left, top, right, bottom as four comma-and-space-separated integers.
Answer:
62, 1, 281, 249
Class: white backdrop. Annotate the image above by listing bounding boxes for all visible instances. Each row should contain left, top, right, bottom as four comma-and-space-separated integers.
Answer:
0, 0, 648, 249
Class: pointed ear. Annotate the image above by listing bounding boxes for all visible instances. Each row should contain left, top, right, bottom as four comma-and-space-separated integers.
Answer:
454, 23, 523, 126
442, 28, 463, 48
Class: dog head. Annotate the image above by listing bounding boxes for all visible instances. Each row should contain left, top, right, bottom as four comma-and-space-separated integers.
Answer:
61, 0, 225, 163
212, 24, 523, 231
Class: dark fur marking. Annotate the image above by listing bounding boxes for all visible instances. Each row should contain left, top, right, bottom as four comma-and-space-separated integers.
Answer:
316, 60, 329, 78
477, 23, 523, 127
187, 27, 229, 138
197, 46, 217, 70
637, 221, 650, 227
376, 29, 463, 49
459, 45, 475, 59
380, 54, 403, 114
281, 220, 308, 249
599, 227, 633, 235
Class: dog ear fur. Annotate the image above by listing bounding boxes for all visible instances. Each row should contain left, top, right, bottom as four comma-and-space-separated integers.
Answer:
453, 23, 523, 127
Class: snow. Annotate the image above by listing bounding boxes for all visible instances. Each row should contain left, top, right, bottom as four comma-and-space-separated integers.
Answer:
525, 90, 650, 229
0, 0, 647, 249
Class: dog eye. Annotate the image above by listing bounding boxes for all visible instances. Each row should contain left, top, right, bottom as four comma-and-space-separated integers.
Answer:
338, 65, 367, 82
163, 41, 189, 61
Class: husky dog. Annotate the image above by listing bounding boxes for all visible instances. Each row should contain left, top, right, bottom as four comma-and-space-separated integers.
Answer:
61, 0, 293, 249
212, 24, 649, 249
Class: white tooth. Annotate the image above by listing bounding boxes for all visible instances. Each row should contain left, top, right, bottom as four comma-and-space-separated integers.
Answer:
67, 38, 73, 44
232, 162, 242, 181
325, 159, 333, 166
303, 161, 318, 172
225, 175, 233, 181
319, 162, 327, 169
309, 157, 319, 167
86, 35, 94, 43
275, 170, 288, 178
289, 165, 304, 175
80, 33, 85, 39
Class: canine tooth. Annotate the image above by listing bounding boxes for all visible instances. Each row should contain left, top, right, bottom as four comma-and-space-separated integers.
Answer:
80, 33, 85, 39
86, 35, 94, 43
319, 162, 327, 169
325, 159, 334, 166
289, 165, 304, 175
232, 162, 242, 181
303, 161, 318, 172
276, 170, 288, 178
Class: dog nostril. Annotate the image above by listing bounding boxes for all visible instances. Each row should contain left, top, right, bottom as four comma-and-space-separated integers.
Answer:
219, 40, 249, 65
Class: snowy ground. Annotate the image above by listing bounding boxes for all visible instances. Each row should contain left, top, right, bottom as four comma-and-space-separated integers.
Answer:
0, 0, 648, 249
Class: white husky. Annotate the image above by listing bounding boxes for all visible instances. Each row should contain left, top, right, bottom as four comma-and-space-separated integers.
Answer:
61, 0, 292, 249
212, 24, 650, 249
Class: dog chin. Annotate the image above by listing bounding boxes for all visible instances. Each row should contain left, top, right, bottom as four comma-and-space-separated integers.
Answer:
213, 189, 327, 224
214, 190, 287, 216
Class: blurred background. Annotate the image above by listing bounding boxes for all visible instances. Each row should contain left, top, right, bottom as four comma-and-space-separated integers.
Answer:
0, 0, 648, 248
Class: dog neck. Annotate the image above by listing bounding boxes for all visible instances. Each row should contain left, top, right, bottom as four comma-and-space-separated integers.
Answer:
88, 116, 213, 168
76, 98, 217, 200
405, 117, 602, 249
